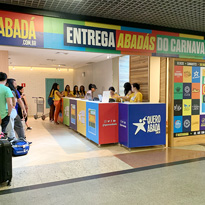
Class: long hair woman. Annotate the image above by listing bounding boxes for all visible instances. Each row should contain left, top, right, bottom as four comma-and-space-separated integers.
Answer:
119, 82, 133, 102
48, 83, 57, 122
63, 85, 71, 97
6, 79, 19, 140
79, 85, 86, 97
53, 83, 63, 124
73, 85, 79, 97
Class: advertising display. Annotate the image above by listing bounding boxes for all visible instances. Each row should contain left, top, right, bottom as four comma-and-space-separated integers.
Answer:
58, 98, 64, 123
86, 102, 118, 145
86, 102, 99, 144
1, 10, 205, 59
69, 99, 77, 131
119, 103, 166, 148
174, 61, 205, 137
77, 100, 86, 136
63, 98, 70, 127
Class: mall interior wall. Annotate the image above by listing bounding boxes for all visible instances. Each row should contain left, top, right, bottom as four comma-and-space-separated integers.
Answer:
149, 57, 160, 103
9, 67, 73, 116
0, 51, 9, 74
73, 58, 119, 97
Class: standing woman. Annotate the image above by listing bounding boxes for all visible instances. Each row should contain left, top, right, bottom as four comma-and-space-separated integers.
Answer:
73, 85, 80, 97
48, 83, 57, 122
79, 85, 86, 98
53, 83, 63, 124
120, 82, 133, 101
6, 79, 18, 140
17, 86, 32, 130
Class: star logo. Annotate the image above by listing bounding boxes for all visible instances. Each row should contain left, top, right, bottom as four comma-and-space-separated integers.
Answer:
194, 70, 199, 78
133, 117, 146, 135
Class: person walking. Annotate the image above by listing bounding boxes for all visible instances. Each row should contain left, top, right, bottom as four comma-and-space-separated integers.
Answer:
0, 72, 13, 134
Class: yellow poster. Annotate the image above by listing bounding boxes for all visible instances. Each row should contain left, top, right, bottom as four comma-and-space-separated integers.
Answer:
183, 99, 191, 116
77, 100, 86, 136
183, 66, 192, 83
203, 69, 205, 77
191, 115, 200, 131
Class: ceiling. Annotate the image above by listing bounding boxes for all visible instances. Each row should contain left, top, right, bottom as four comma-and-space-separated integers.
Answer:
0, 46, 120, 68
0, 0, 205, 33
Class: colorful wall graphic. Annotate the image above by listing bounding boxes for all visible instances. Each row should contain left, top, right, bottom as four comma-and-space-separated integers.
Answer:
1, 10, 205, 58
174, 61, 205, 137
70, 99, 77, 131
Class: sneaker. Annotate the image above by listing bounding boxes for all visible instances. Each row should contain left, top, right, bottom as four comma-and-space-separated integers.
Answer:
26, 127, 32, 130
54, 122, 59, 125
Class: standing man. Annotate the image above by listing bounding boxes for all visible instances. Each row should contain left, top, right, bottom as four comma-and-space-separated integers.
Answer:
0, 72, 13, 134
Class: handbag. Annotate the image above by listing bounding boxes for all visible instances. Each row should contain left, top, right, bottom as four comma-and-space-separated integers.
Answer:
48, 97, 53, 106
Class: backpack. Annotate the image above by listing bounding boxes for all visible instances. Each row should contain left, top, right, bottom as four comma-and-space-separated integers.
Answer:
11, 140, 30, 156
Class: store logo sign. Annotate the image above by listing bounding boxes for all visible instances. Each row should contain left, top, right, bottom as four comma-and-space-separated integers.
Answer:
192, 104, 200, 111
184, 119, 190, 128
176, 87, 181, 93
184, 86, 190, 93
184, 104, 191, 111
64, 24, 116, 50
174, 104, 182, 111
175, 71, 182, 77
193, 70, 200, 79
133, 115, 161, 135
175, 120, 181, 129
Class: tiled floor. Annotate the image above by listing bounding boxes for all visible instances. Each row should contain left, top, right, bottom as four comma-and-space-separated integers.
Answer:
1, 118, 205, 204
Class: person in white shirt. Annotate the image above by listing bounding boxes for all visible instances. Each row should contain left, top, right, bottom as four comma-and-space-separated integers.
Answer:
85, 84, 97, 100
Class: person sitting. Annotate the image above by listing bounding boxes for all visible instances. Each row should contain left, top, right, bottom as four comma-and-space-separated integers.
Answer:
63, 85, 72, 97
85, 84, 97, 100
72, 85, 80, 97
109, 87, 120, 102
130, 83, 143, 103
79, 85, 86, 98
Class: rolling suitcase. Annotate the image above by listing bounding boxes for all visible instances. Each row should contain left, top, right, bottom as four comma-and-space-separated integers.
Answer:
0, 139, 12, 186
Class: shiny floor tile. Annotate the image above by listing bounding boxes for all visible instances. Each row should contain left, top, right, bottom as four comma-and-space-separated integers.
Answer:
115, 148, 205, 168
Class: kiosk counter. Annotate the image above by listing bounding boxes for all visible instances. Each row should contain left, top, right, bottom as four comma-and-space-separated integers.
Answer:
63, 97, 70, 126
86, 101, 119, 146
119, 103, 166, 148
62, 98, 166, 148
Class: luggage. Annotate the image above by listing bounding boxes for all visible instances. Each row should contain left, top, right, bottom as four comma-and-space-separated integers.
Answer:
0, 139, 12, 186
11, 139, 30, 156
